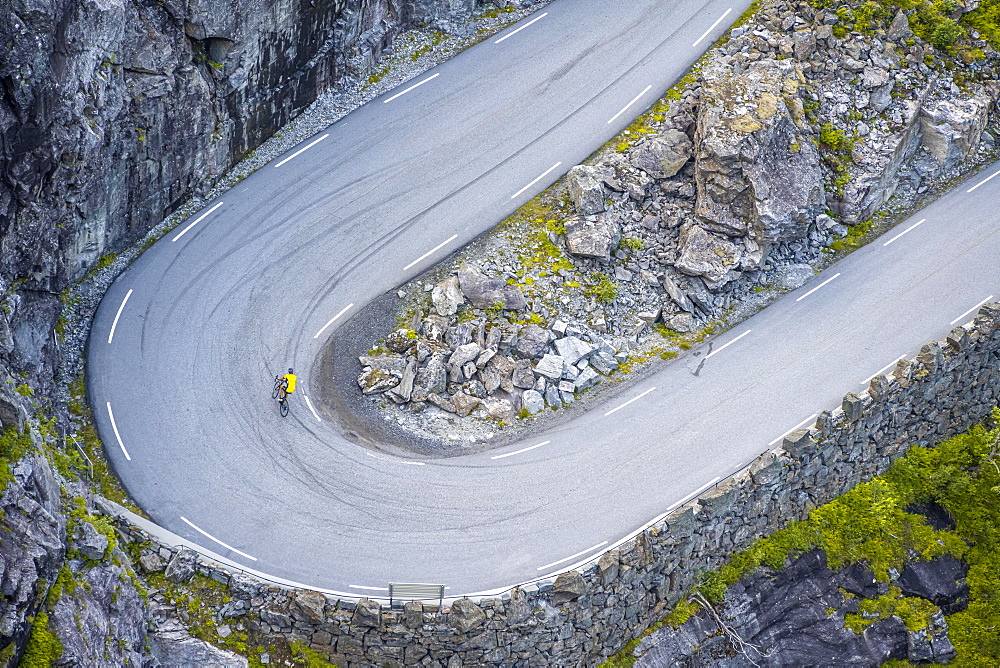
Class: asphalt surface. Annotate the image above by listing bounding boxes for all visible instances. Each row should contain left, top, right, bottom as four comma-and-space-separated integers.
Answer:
87, 0, 1000, 598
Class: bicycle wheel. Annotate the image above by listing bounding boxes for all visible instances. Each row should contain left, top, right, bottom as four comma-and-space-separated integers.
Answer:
272, 376, 281, 399
279, 398, 289, 417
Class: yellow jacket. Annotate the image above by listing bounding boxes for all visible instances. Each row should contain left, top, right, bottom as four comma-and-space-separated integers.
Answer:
283, 373, 297, 393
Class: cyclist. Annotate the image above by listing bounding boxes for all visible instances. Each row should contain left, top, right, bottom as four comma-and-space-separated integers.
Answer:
281, 368, 297, 399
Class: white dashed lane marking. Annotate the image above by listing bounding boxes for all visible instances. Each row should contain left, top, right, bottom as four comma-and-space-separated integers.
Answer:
495, 12, 548, 44
108, 289, 133, 344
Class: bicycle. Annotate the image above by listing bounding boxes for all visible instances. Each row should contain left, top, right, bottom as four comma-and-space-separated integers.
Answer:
273, 374, 290, 417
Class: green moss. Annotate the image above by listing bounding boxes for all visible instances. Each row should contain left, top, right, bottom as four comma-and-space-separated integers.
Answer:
585, 273, 618, 304
289, 640, 336, 667
46, 565, 79, 610
20, 613, 63, 667
844, 585, 939, 633
0, 425, 33, 493
619, 237, 644, 252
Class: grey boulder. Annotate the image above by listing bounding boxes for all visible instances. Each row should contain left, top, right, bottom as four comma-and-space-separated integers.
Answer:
521, 390, 545, 415
566, 165, 607, 215
458, 263, 526, 310
564, 214, 620, 261
431, 276, 464, 316
629, 129, 692, 179
673, 225, 742, 286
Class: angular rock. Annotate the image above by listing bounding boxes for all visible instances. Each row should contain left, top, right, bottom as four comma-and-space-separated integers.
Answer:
427, 393, 456, 413
449, 342, 481, 368
564, 214, 620, 261
164, 548, 198, 584
545, 385, 562, 408
920, 92, 993, 172
521, 390, 545, 415
357, 367, 401, 395
553, 336, 594, 365
483, 396, 515, 421
897, 555, 969, 614
550, 571, 587, 605
534, 354, 566, 380
75, 521, 109, 561
451, 391, 480, 417
353, 598, 381, 627
566, 165, 606, 215
629, 129, 692, 179
138, 552, 165, 574
515, 324, 550, 359
589, 351, 618, 375
512, 359, 536, 388
385, 328, 416, 354
674, 225, 742, 286
574, 367, 601, 392
403, 601, 423, 629
446, 322, 475, 349
386, 360, 416, 403
431, 276, 465, 316
662, 275, 694, 313
458, 263, 526, 310
694, 59, 824, 244
413, 358, 447, 398
290, 590, 327, 624
450, 598, 486, 634
422, 315, 450, 342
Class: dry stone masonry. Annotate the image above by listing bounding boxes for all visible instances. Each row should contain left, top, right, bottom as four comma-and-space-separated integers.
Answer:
118, 304, 1000, 666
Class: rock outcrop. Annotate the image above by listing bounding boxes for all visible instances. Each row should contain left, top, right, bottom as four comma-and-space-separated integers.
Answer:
694, 59, 825, 252
634, 549, 962, 666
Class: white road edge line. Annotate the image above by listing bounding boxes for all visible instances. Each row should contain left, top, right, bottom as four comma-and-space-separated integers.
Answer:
768, 414, 818, 447
796, 272, 841, 302
692, 7, 733, 47
364, 451, 425, 466
860, 355, 905, 385
705, 329, 751, 359
403, 234, 459, 271
275, 134, 329, 168
495, 12, 548, 44
607, 85, 653, 125
604, 387, 656, 417
950, 295, 994, 326
108, 289, 133, 344
180, 516, 258, 561
313, 303, 354, 339
106, 403, 132, 461
172, 201, 224, 242
304, 395, 322, 422
537, 541, 608, 572
967, 167, 1000, 193
383, 72, 440, 104
349, 584, 390, 591
882, 219, 926, 246
511, 162, 562, 200
491, 440, 551, 460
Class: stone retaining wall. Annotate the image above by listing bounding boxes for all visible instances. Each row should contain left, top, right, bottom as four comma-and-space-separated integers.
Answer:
108, 304, 1000, 666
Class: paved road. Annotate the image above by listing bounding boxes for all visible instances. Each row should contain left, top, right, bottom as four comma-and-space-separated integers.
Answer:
87, 0, 1000, 597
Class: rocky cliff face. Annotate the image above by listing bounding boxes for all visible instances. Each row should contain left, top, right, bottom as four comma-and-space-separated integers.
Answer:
1, 0, 405, 386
